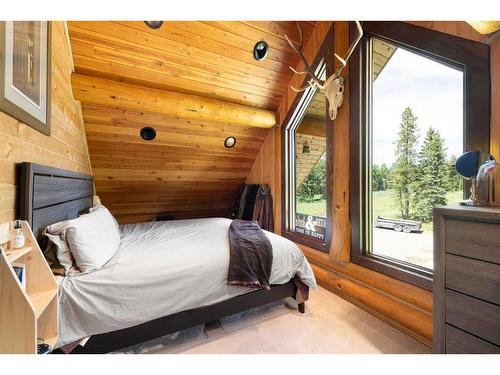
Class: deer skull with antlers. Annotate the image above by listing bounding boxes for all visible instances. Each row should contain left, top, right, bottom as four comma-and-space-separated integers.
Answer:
284, 21, 363, 120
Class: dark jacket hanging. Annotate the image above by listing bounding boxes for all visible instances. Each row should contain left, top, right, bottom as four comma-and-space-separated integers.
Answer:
232, 184, 247, 219
242, 184, 259, 221
252, 184, 274, 232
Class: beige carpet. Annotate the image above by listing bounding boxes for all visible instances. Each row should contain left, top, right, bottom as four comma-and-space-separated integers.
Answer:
117, 286, 430, 354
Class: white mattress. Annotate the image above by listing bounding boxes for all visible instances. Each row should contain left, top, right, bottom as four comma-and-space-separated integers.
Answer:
56, 218, 316, 347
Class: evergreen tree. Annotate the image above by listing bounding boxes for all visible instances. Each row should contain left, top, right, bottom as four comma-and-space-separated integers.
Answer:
379, 164, 390, 191
372, 164, 381, 191
372, 164, 391, 191
413, 127, 448, 222
389, 107, 419, 219
446, 155, 462, 191
297, 158, 326, 202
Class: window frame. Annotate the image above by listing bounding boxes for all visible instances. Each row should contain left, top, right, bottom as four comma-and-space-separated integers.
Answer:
349, 21, 491, 291
281, 26, 334, 253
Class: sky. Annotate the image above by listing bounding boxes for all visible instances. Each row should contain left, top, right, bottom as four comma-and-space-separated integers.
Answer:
372, 43, 463, 166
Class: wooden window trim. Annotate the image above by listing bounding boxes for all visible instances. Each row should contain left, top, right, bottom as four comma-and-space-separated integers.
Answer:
281, 26, 334, 253
349, 21, 491, 291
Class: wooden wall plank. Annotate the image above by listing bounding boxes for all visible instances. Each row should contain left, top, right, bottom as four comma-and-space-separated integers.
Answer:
330, 21, 351, 262
0, 22, 92, 223
246, 127, 280, 232
81, 101, 266, 223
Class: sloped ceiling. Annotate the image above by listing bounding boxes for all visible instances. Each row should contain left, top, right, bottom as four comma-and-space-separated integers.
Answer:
68, 21, 316, 223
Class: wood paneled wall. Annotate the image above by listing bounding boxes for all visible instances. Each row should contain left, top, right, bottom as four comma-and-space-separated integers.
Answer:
246, 126, 281, 232
0, 22, 92, 223
84, 103, 268, 223
247, 21, 497, 346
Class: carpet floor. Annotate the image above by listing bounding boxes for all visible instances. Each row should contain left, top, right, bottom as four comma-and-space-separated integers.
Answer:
116, 286, 430, 354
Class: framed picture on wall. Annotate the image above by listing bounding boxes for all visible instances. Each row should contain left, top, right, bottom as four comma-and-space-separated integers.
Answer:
0, 21, 51, 135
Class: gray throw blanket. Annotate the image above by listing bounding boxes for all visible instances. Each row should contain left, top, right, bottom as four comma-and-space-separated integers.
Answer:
227, 219, 273, 290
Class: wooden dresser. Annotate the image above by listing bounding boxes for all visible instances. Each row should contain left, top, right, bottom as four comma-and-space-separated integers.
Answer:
434, 205, 500, 353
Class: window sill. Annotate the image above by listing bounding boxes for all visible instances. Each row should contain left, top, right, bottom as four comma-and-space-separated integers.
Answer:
282, 230, 329, 253
351, 254, 433, 291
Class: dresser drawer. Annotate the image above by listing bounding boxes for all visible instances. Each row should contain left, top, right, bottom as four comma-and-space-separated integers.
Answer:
446, 289, 500, 346
445, 219, 500, 264
446, 324, 500, 353
446, 254, 500, 305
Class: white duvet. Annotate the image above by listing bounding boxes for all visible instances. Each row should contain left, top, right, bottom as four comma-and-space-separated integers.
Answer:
56, 218, 316, 347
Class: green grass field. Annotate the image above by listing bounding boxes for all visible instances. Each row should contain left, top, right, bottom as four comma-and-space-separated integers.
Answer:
297, 190, 463, 232
296, 195, 327, 217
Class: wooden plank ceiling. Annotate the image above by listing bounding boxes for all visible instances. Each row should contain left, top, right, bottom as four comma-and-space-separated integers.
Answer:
68, 21, 316, 223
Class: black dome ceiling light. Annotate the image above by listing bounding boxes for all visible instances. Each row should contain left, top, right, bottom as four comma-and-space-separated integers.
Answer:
140, 126, 156, 141
224, 136, 236, 148
253, 40, 269, 61
144, 21, 163, 29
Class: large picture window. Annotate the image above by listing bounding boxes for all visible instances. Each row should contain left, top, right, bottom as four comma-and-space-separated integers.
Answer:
370, 37, 464, 271
350, 22, 490, 290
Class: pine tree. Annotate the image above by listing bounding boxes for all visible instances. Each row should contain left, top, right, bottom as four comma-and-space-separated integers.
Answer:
379, 164, 390, 191
297, 159, 326, 202
446, 155, 462, 191
413, 127, 448, 222
390, 107, 419, 219
372, 164, 381, 191
372, 164, 391, 191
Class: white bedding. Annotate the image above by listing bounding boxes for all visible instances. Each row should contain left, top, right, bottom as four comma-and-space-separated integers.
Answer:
56, 218, 316, 347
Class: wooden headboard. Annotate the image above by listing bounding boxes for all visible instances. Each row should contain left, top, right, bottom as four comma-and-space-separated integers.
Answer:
18, 162, 94, 240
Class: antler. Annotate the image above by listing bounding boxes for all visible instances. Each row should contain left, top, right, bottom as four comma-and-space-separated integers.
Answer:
331, 21, 363, 79
284, 21, 364, 121
284, 23, 325, 92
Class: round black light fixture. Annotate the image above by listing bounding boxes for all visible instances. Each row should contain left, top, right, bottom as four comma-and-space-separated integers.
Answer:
224, 136, 236, 148
144, 21, 163, 29
140, 126, 157, 141
253, 40, 269, 61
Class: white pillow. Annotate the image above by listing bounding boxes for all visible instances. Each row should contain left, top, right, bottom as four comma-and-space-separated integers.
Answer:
44, 220, 77, 274
89, 204, 120, 231
66, 206, 121, 273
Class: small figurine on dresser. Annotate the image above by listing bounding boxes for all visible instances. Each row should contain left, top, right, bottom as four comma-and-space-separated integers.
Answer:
455, 150, 496, 206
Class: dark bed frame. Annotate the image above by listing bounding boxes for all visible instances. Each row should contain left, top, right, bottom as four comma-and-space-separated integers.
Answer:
18, 162, 305, 354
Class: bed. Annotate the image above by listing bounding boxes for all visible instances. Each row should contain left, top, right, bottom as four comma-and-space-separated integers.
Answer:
18, 162, 316, 353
